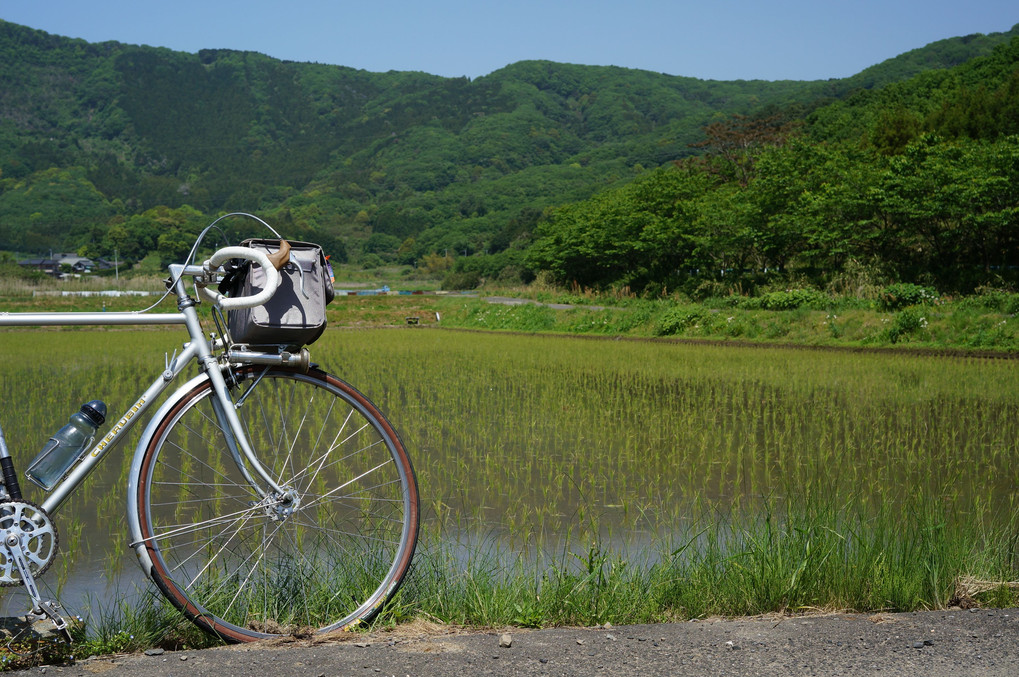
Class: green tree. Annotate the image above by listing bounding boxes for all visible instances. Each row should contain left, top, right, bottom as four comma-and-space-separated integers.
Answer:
876, 135, 970, 282
692, 114, 797, 187
529, 165, 709, 291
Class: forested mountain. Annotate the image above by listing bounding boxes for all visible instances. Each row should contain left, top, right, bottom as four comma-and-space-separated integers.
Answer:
0, 21, 817, 260
528, 32, 1019, 294
2, 18, 1017, 273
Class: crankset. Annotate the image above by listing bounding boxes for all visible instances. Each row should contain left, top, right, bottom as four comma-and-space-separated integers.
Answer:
0, 500, 58, 587
0, 500, 69, 641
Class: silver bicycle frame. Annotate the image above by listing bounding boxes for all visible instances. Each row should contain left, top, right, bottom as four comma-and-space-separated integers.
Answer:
0, 264, 287, 515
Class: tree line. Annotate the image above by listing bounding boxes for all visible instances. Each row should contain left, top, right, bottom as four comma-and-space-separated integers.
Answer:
527, 131, 1019, 295
522, 38, 1019, 295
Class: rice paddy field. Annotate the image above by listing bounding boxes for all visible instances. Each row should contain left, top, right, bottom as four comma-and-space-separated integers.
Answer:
0, 325, 1017, 639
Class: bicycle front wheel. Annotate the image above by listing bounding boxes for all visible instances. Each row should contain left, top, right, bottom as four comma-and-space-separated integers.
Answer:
134, 367, 419, 642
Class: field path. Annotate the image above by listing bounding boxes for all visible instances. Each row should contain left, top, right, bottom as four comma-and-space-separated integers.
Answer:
35, 609, 1019, 676
483, 295, 611, 311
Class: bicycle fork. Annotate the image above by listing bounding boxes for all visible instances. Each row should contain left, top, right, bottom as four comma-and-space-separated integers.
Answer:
206, 360, 287, 499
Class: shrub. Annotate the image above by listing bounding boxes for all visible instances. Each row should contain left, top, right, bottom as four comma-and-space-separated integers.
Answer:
878, 283, 939, 310
882, 307, 930, 343
757, 289, 829, 311
442, 270, 482, 290
359, 253, 385, 269
655, 307, 706, 336
963, 288, 1019, 315
0, 262, 49, 283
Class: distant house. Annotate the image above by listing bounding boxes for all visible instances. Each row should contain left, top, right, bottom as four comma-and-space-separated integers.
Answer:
17, 258, 61, 276
55, 254, 95, 273
16, 254, 99, 276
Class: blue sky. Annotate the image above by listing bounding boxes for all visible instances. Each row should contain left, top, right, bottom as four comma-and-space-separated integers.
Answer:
1, 0, 1016, 81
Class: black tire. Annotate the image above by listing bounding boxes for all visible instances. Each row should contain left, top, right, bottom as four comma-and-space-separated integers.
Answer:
135, 367, 419, 642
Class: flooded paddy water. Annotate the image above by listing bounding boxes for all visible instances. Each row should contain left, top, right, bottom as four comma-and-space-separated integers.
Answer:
0, 327, 1016, 620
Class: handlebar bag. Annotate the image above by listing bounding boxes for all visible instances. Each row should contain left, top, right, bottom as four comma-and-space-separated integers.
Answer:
222, 239, 335, 347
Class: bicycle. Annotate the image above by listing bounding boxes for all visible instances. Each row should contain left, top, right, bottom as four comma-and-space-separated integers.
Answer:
0, 214, 420, 643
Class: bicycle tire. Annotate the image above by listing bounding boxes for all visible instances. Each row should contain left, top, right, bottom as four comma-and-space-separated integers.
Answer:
134, 366, 419, 642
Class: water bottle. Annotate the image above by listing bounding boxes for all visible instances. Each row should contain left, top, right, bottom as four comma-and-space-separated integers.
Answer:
26, 400, 107, 490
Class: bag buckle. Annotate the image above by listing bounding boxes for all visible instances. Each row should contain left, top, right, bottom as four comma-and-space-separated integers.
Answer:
286, 252, 310, 300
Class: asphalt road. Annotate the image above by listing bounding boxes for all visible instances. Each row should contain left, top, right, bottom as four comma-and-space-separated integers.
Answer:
23, 609, 1019, 676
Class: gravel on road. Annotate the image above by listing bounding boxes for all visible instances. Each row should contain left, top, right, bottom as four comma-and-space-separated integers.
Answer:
22, 609, 1019, 677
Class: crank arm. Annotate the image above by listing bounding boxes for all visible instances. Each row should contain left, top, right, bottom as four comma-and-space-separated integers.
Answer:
3, 539, 71, 643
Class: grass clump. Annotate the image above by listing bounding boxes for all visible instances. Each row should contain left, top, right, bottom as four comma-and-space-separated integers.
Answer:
387, 495, 1019, 628
393, 495, 1019, 629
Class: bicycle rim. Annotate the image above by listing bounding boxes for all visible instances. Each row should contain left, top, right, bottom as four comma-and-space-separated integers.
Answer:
135, 367, 419, 641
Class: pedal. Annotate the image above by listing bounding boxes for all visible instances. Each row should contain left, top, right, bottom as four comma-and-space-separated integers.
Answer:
33, 600, 72, 644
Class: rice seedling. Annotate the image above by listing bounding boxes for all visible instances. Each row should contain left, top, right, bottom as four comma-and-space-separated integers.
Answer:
313, 328, 1019, 618
0, 326, 1016, 637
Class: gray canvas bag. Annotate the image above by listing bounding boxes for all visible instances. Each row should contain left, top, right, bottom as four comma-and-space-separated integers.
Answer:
224, 239, 335, 347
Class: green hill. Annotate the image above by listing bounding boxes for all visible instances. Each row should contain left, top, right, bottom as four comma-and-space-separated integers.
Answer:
527, 30, 1019, 295
1, 19, 1017, 269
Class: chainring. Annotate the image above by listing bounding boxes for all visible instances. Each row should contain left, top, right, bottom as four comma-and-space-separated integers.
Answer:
0, 500, 59, 587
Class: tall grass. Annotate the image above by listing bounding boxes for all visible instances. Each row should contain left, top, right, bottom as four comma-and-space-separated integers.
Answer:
0, 273, 165, 298
396, 494, 1019, 627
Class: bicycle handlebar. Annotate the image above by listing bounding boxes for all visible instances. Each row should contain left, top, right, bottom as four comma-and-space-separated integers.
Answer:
196, 246, 282, 311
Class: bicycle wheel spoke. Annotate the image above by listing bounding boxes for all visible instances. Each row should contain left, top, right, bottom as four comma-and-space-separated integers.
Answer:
180, 510, 262, 590
162, 435, 258, 502
267, 379, 305, 486
299, 408, 356, 491
207, 519, 287, 615
295, 412, 366, 491
288, 515, 405, 549
145, 504, 263, 544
